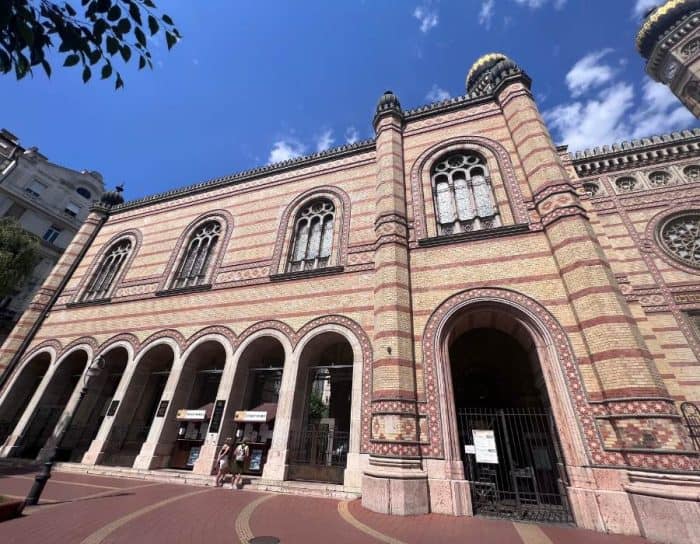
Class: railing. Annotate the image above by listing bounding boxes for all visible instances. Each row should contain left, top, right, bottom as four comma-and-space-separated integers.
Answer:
681, 401, 700, 451
287, 428, 349, 468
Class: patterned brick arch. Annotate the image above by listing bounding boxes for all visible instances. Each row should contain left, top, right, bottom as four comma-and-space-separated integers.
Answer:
294, 315, 374, 454
420, 287, 606, 467
409, 136, 530, 239
95, 333, 140, 359
270, 186, 352, 275
18, 339, 61, 368
157, 209, 235, 291
184, 325, 237, 352
233, 320, 296, 351
137, 329, 187, 359
72, 229, 143, 303
57, 336, 98, 364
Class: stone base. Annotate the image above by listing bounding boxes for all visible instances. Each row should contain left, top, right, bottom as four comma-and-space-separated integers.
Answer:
427, 478, 471, 515
361, 473, 429, 515
624, 471, 700, 544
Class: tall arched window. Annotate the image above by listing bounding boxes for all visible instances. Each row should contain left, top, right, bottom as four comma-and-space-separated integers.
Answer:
82, 239, 132, 302
171, 221, 221, 288
288, 199, 335, 272
432, 152, 500, 235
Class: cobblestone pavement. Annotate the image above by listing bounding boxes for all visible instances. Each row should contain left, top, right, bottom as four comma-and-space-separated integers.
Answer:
0, 468, 651, 544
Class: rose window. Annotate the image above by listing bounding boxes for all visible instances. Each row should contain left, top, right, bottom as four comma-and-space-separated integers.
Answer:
648, 171, 671, 187
615, 177, 637, 193
583, 182, 600, 197
684, 165, 700, 182
660, 215, 700, 268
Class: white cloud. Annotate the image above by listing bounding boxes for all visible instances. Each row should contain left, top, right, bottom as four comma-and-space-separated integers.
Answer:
544, 77, 695, 152
633, 0, 661, 18
565, 49, 615, 97
426, 84, 451, 102
514, 0, 566, 8
316, 129, 334, 152
479, 0, 495, 29
413, 5, 438, 33
268, 139, 306, 164
345, 126, 359, 144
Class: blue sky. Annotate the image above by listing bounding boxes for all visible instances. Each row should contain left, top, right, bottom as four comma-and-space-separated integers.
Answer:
1, 0, 697, 200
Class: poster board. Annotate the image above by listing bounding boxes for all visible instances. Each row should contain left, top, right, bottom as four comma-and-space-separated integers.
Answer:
248, 448, 263, 472
472, 430, 498, 464
186, 446, 201, 467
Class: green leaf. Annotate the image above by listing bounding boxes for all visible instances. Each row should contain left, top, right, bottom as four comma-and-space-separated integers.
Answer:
88, 48, 101, 65
101, 63, 112, 79
165, 31, 176, 50
82, 65, 91, 82
115, 72, 124, 90
148, 15, 158, 36
134, 26, 146, 47
143, 0, 155, 8
138, 55, 146, 69
107, 5, 121, 21
117, 18, 131, 34
129, 3, 142, 25
120, 45, 131, 62
18, 23, 34, 46
63, 54, 80, 66
162, 14, 173, 26
65, 4, 77, 16
106, 36, 118, 55
41, 59, 51, 77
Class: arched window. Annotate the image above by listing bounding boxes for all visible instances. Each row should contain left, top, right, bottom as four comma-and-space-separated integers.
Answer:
288, 199, 335, 272
432, 152, 499, 235
171, 221, 221, 288
82, 239, 132, 302
615, 176, 637, 193
648, 170, 672, 187
683, 165, 700, 182
76, 187, 91, 199
583, 182, 600, 197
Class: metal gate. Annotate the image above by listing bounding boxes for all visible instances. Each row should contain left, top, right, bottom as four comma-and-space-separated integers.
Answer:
457, 407, 572, 523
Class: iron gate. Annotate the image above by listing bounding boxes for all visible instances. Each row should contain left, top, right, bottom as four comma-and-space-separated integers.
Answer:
456, 407, 572, 523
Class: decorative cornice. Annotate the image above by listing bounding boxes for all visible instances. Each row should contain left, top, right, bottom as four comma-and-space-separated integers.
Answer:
569, 129, 700, 176
637, 0, 700, 58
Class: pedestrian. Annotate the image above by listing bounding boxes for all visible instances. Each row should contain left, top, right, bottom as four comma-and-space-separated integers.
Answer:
215, 438, 233, 487
232, 441, 249, 489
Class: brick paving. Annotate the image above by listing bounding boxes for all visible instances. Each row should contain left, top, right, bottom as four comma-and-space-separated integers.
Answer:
0, 470, 651, 544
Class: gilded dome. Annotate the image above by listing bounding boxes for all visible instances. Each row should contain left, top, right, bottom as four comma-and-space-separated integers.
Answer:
465, 53, 527, 94
466, 53, 508, 91
637, 0, 700, 59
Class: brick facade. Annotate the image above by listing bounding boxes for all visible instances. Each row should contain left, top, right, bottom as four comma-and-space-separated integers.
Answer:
0, 57, 699, 542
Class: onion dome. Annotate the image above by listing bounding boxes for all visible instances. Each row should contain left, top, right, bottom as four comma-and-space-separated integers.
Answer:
100, 184, 125, 207
373, 90, 403, 129
465, 53, 528, 95
637, 0, 700, 59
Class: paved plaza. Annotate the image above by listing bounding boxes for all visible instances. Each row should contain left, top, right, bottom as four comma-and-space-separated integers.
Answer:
0, 468, 652, 544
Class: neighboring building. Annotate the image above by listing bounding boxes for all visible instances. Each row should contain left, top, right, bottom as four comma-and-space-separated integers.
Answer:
0, 54, 699, 543
638, 0, 700, 117
0, 129, 105, 341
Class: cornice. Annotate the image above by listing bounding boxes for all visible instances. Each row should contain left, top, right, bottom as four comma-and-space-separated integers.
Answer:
569, 129, 700, 176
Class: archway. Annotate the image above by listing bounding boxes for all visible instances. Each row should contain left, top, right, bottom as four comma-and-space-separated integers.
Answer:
0, 352, 51, 446
164, 340, 226, 470
442, 304, 572, 522
102, 343, 174, 467
287, 331, 353, 484
16, 349, 89, 459
225, 335, 286, 477
57, 347, 128, 462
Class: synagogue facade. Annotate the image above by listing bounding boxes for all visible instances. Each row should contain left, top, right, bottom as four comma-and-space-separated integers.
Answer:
0, 53, 698, 543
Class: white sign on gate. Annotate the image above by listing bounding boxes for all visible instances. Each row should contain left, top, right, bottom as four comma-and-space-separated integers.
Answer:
472, 430, 498, 464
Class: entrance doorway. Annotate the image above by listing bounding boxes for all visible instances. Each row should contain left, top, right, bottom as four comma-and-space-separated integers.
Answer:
57, 347, 128, 462
288, 332, 352, 484
16, 350, 89, 459
102, 344, 174, 467
449, 326, 571, 523
0, 352, 50, 446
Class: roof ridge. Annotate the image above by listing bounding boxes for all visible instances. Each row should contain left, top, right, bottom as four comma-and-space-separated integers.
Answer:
571, 128, 700, 160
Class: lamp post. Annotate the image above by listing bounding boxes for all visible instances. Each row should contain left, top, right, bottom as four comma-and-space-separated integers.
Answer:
24, 355, 105, 507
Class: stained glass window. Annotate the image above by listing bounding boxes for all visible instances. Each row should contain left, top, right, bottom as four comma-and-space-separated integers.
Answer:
288, 200, 335, 272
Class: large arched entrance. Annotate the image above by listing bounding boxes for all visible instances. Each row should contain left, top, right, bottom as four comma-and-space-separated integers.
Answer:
57, 347, 128, 462
287, 332, 353, 484
16, 349, 89, 459
102, 343, 174, 467
443, 304, 572, 523
0, 352, 51, 446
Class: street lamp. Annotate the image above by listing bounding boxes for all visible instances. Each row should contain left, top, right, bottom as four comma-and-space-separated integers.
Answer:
24, 355, 105, 507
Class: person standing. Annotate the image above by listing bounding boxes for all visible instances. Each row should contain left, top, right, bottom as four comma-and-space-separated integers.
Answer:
215, 438, 233, 487
232, 441, 249, 489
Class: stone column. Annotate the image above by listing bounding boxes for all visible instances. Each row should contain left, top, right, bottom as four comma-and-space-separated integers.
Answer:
362, 92, 428, 515
0, 207, 107, 377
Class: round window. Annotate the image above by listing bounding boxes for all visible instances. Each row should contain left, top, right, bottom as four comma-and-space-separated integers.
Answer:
659, 214, 700, 268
